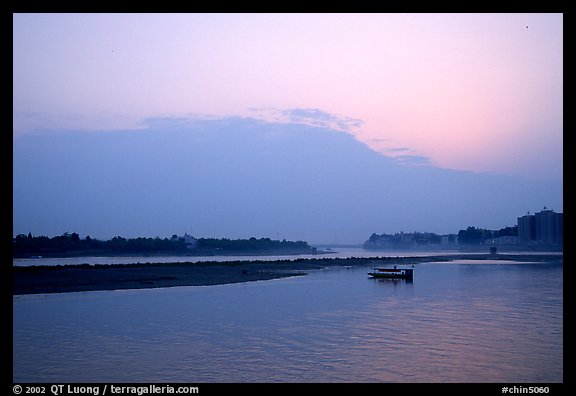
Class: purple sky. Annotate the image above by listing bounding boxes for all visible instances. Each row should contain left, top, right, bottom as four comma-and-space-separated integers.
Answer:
12, 13, 563, 243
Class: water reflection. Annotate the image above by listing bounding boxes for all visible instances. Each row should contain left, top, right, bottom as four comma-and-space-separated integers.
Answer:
370, 277, 413, 286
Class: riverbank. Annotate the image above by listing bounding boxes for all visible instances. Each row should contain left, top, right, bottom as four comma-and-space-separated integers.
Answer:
12, 253, 562, 295
12, 247, 319, 259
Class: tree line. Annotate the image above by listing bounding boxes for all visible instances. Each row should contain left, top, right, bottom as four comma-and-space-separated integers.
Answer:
195, 237, 311, 253
12, 232, 187, 257
456, 226, 517, 245
12, 232, 312, 257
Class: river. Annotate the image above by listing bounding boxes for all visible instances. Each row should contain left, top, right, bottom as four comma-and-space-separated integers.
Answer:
13, 256, 562, 382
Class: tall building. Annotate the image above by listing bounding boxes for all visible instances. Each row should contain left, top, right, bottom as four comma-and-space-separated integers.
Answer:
517, 213, 535, 244
517, 207, 563, 246
535, 208, 563, 245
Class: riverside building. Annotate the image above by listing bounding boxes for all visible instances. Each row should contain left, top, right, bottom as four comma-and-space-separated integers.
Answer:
517, 207, 563, 246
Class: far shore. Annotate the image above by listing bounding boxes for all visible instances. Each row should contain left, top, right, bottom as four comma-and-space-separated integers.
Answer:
12, 253, 562, 295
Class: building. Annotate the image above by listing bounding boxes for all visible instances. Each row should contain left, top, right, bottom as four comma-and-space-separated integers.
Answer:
486, 235, 519, 245
517, 213, 536, 244
517, 207, 563, 246
535, 208, 563, 245
182, 233, 198, 249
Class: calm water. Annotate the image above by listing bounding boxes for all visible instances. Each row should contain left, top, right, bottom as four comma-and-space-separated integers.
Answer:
13, 260, 563, 383
12, 248, 461, 266
13, 248, 563, 267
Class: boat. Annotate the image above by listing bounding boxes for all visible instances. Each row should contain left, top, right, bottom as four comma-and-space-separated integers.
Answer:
368, 266, 414, 281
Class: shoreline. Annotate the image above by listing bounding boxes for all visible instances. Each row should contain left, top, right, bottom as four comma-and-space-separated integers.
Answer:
12, 248, 320, 260
13, 253, 562, 295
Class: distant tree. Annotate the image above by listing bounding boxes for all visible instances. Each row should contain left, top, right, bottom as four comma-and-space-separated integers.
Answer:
495, 226, 518, 237
457, 227, 484, 245
13, 232, 308, 257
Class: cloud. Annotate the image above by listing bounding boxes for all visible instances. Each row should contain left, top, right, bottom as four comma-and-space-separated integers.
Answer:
13, 115, 562, 244
249, 107, 363, 134
392, 155, 432, 167
13, 110, 147, 136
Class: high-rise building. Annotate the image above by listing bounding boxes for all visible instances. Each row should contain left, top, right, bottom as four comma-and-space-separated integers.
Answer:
535, 207, 563, 245
517, 213, 536, 244
517, 207, 563, 246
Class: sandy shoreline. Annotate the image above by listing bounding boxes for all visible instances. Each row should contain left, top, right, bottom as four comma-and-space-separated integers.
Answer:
12, 253, 562, 295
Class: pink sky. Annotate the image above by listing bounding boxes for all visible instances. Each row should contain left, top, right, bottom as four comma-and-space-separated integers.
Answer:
13, 13, 563, 181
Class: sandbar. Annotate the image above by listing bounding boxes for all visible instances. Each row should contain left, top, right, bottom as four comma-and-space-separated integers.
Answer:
12, 253, 561, 295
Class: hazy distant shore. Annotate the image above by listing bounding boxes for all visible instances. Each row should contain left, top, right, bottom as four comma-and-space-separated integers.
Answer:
12, 253, 562, 295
